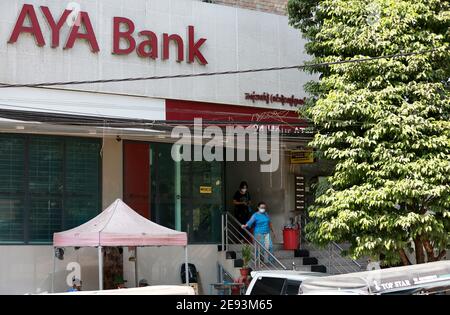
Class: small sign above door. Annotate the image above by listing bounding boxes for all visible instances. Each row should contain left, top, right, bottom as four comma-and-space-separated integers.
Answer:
200, 186, 213, 194
290, 149, 314, 164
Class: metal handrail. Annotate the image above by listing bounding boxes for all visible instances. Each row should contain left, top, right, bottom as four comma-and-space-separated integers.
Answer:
331, 242, 362, 269
222, 212, 287, 270
300, 213, 363, 272
226, 219, 277, 270
227, 212, 287, 270
226, 225, 273, 271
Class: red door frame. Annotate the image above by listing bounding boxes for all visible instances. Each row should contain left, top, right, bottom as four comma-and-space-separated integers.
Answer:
123, 141, 150, 218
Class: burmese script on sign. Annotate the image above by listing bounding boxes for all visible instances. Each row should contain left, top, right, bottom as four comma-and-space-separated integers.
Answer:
245, 92, 306, 107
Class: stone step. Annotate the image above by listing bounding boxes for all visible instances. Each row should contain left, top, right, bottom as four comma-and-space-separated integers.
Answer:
273, 250, 295, 259
295, 249, 310, 258
306, 250, 367, 266
302, 257, 319, 265
311, 265, 327, 273
278, 257, 312, 267
276, 261, 327, 273
226, 251, 237, 260
279, 257, 315, 267
234, 258, 243, 268
226, 247, 298, 259
272, 243, 285, 251
280, 264, 314, 272
304, 258, 366, 274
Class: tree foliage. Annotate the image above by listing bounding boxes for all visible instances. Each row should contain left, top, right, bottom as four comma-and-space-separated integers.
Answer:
288, 0, 450, 265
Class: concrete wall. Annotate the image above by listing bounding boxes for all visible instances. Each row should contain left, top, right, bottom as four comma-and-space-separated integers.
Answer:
0, 246, 99, 294
123, 245, 218, 294
0, 0, 312, 110
0, 244, 218, 294
102, 138, 123, 208
212, 0, 288, 15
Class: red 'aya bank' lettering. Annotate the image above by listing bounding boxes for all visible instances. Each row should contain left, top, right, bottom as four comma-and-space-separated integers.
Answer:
8, 4, 208, 65
112, 17, 208, 65
8, 4, 99, 52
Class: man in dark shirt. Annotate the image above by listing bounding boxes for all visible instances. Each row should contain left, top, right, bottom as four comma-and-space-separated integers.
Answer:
232, 181, 252, 224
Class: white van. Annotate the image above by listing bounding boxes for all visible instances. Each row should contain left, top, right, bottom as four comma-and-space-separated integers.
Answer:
245, 270, 326, 295
298, 261, 450, 295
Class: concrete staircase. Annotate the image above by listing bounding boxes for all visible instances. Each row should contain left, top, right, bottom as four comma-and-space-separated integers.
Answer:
217, 243, 328, 281
301, 243, 367, 275
273, 243, 327, 273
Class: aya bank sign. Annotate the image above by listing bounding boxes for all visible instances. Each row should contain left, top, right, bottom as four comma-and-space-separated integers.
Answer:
7, 3, 208, 65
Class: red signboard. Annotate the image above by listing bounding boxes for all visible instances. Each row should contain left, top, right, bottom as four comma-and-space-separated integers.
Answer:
165, 99, 308, 133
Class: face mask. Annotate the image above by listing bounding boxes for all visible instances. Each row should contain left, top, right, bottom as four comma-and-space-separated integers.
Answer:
241, 188, 247, 193
258, 208, 266, 213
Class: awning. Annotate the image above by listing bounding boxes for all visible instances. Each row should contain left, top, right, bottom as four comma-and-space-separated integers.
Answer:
0, 87, 166, 121
53, 199, 187, 247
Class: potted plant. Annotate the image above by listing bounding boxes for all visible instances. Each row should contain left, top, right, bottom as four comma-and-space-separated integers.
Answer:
240, 244, 252, 277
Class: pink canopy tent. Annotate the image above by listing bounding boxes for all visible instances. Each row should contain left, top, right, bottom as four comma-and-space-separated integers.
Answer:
52, 199, 189, 291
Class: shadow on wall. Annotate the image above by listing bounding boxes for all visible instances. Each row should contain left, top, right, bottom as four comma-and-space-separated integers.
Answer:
225, 155, 335, 217
122, 245, 218, 292
226, 159, 286, 214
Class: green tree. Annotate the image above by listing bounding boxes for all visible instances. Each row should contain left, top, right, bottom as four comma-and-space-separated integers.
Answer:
288, 0, 450, 265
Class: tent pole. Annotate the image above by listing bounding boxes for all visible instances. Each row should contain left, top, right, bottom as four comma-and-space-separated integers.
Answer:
185, 246, 189, 286
134, 247, 138, 287
98, 246, 103, 290
52, 247, 55, 293
174, 146, 182, 231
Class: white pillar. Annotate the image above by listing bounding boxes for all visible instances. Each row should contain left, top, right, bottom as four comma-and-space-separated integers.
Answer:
52, 247, 56, 293
134, 247, 139, 287
174, 145, 182, 231
98, 246, 103, 290
184, 246, 189, 286
221, 214, 224, 252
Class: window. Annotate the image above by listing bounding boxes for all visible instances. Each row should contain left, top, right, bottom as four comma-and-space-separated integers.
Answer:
283, 280, 302, 295
0, 134, 101, 244
249, 277, 286, 295
0, 136, 26, 243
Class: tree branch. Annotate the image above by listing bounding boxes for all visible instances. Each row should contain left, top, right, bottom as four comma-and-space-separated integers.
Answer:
422, 239, 436, 262
436, 250, 447, 261
414, 237, 425, 264
399, 248, 412, 266
418, 203, 427, 215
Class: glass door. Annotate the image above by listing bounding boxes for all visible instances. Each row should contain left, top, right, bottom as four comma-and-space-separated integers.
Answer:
180, 158, 223, 243
150, 143, 224, 243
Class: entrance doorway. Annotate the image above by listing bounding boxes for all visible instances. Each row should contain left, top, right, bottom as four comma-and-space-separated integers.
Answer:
123, 141, 224, 243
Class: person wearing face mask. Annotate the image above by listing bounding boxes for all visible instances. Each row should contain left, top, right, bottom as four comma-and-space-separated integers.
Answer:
242, 202, 275, 263
232, 181, 252, 225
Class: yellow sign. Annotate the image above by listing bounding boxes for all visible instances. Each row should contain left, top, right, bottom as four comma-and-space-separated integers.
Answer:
200, 186, 212, 194
290, 149, 314, 164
